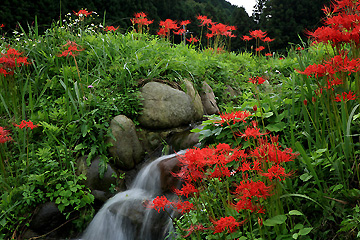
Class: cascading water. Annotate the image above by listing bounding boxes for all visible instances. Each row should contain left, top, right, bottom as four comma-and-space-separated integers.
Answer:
81, 150, 186, 240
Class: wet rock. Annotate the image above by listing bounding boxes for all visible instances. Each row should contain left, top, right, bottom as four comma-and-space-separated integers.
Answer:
158, 155, 181, 192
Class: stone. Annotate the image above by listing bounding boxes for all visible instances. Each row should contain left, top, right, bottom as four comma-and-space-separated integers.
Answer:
200, 81, 220, 115
108, 115, 144, 170
183, 79, 204, 121
28, 202, 68, 238
138, 82, 198, 129
77, 155, 123, 194
158, 155, 181, 192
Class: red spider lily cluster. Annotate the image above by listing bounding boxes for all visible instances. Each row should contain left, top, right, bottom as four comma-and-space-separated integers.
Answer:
298, 0, 360, 103
131, 12, 154, 34
0, 47, 30, 77
146, 110, 297, 237
57, 41, 84, 57
242, 29, 274, 55
0, 127, 12, 144
196, 15, 236, 39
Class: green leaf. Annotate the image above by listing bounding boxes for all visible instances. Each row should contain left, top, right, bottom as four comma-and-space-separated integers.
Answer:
292, 233, 299, 239
266, 122, 286, 132
298, 227, 313, 235
299, 173, 313, 182
288, 210, 303, 216
263, 215, 287, 226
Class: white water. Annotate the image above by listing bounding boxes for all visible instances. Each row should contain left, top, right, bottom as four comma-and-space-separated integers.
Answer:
81, 151, 186, 240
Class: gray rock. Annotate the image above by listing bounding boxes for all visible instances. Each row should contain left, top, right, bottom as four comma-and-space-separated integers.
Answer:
183, 79, 204, 121
77, 155, 121, 193
108, 115, 144, 170
200, 81, 220, 115
138, 82, 198, 129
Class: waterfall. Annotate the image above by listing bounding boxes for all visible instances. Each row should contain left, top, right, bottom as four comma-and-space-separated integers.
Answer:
81, 150, 186, 240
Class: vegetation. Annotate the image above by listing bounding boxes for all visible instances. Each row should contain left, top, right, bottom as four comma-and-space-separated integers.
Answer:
1, 0, 329, 52
1, 0, 360, 239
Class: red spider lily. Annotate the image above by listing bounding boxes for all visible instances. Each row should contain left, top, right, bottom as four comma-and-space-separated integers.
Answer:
335, 91, 357, 102
255, 46, 265, 52
237, 126, 267, 139
0, 47, 30, 76
134, 12, 147, 19
212, 216, 242, 233
14, 120, 39, 130
0, 24, 5, 28
249, 76, 266, 84
173, 182, 199, 197
157, 19, 179, 38
104, 26, 119, 32
0, 127, 12, 144
173, 200, 194, 214
131, 12, 154, 26
57, 41, 84, 57
196, 15, 213, 26
263, 37, 275, 42
242, 35, 252, 41
186, 37, 199, 43
73, 9, 92, 17
303, 99, 308, 106
216, 110, 252, 125
180, 20, 191, 26
205, 33, 214, 39
173, 28, 185, 35
147, 196, 171, 213
182, 224, 207, 238
249, 29, 267, 40
208, 23, 234, 37
265, 53, 273, 57
260, 164, 292, 181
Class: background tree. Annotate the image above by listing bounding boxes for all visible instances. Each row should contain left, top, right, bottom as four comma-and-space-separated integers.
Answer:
260, 0, 330, 51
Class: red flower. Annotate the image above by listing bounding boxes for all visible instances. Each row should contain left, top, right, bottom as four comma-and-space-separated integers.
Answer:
0, 47, 30, 76
0, 127, 12, 144
147, 196, 171, 213
260, 164, 291, 181
14, 120, 38, 130
173, 200, 194, 214
0, 24, 5, 28
104, 26, 119, 32
335, 90, 357, 102
196, 15, 213, 26
180, 20, 191, 26
242, 35, 252, 41
248, 76, 266, 84
186, 37, 199, 43
216, 111, 252, 125
57, 41, 84, 57
255, 46, 265, 52
237, 127, 266, 139
263, 37, 275, 42
173, 182, 199, 197
249, 29, 267, 40
73, 9, 92, 17
212, 216, 241, 233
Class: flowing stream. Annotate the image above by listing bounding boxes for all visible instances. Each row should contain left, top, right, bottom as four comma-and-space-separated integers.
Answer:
81, 150, 186, 240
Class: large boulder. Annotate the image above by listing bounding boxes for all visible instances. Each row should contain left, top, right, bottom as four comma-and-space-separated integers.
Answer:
108, 115, 144, 170
138, 82, 201, 129
200, 81, 220, 115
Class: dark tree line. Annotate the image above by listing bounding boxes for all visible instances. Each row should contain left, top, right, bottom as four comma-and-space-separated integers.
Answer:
0, 0, 330, 52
